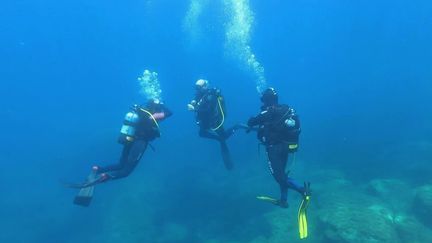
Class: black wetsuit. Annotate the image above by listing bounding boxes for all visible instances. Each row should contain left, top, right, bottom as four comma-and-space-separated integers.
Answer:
248, 104, 304, 203
194, 88, 236, 141
97, 103, 172, 180
193, 88, 237, 169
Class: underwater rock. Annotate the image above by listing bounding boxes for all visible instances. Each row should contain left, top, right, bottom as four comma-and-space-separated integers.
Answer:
314, 173, 401, 243
308, 170, 351, 198
252, 208, 307, 243
318, 194, 401, 243
413, 185, 432, 228
245, 168, 432, 243
393, 215, 432, 242
366, 179, 413, 211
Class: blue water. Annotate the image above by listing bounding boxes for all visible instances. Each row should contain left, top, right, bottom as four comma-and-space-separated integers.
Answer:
1, 0, 431, 242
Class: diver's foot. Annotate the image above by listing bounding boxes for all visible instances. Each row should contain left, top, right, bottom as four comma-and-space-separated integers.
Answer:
273, 200, 289, 208
98, 173, 111, 183
92, 165, 100, 173
302, 182, 312, 199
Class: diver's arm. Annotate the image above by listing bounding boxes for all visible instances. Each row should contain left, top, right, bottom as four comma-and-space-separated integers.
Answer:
152, 113, 165, 120
162, 106, 173, 118
248, 110, 271, 127
286, 107, 300, 130
153, 106, 173, 121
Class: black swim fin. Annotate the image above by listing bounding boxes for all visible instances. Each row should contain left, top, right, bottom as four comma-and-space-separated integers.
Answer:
73, 172, 96, 207
256, 196, 278, 204
256, 196, 288, 208
220, 141, 233, 170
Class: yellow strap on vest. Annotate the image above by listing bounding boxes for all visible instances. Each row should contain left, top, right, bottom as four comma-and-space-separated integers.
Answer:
139, 108, 160, 131
211, 97, 225, 131
289, 144, 298, 150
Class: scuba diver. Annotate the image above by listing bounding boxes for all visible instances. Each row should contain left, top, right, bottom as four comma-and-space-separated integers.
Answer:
67, 99, 172, 206
187, 79, 246, 170
247, 87, 310, 205
248, 88, 311, 238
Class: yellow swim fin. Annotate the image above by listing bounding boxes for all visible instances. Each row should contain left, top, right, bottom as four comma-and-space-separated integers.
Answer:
298, 194, 311, 239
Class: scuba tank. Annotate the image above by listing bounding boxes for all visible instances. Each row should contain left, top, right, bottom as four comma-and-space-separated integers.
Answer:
118, 105, 141, 144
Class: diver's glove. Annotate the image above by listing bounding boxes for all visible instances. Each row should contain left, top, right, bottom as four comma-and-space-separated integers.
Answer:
152, 112, 165, 120
285, 118, 296, 127
187, 100, 197, 111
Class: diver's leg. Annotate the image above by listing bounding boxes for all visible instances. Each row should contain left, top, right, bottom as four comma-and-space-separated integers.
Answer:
221, 124, 249, 140
286, 177, 305, 194
283, 150, 306, 196
218, 126, 234, 140
108, 140, 148, 179
209, 127, 233, 169
267, 144, 288, 207
199, 127, 222, 141
215, 127, 228, 140
96, 143, 133, 173
89, 141, 147, 184
219, 140, 233, 170
280, 144, 290, 199
68, 143, 135, 189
